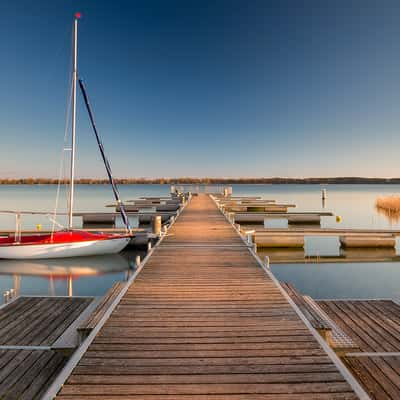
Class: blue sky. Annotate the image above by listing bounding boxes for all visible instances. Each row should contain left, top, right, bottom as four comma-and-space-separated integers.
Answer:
1, 0, 400, 178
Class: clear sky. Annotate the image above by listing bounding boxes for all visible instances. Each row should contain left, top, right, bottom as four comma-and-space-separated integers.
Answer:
1, 0, 400, 178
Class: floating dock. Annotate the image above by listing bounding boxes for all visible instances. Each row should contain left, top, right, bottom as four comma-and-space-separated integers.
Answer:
0, 296, 95, 399
244, 228, 400, 249
52, 194, 364, 399
281, 282, 400, 400
319, 299, 400, 400
233, 212, 333, 224
257, 247, 400, 264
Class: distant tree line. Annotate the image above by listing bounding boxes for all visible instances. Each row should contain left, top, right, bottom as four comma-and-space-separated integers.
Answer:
0, 177, 400, 185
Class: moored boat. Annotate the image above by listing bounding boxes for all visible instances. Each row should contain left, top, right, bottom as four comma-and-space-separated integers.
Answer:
0, 13, 132, 259
0, 231, 130, 259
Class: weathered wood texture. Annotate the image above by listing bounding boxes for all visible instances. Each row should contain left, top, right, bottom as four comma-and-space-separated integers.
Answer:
317, 300, 400, 352
0, 297, 92, 346
57, 194, 357, 399
343, 355, 400, 400
79, 282, 125, 337
0, 349, 67, 399
318, 300, 400, 399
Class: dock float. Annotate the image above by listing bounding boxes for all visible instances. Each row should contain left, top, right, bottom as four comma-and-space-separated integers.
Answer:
234, 212, 333, 224
52, 194, 365, 399
318, 299, 400, 400
281, 283, 400, 400
0, 296, 94, 399
248, 228, 400, 249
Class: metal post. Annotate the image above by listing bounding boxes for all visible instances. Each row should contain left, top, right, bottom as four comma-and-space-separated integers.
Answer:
247, 233, 252, 244
264, 255, 270, 269
135, 255, 141, 268
147, 241, 152, 251
68, 14, 79, 229
152, 215, 162, 236
3, 292, 9, 304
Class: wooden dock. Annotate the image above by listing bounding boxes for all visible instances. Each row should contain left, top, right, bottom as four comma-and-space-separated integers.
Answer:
242, 228, 400, 249
280, 282, 400, 400
54, 194, 365, 399
317, 299, 400, 400
0, 296, 94, 399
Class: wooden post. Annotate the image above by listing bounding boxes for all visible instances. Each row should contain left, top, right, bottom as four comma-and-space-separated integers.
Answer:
152, 215, 162, 236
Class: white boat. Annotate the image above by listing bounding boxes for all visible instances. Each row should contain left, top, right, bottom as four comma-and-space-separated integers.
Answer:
0, 13, 132, 259
0, 231, 131, 259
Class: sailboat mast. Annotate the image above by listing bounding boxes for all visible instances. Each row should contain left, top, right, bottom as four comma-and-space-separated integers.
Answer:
68, 13, 80, 230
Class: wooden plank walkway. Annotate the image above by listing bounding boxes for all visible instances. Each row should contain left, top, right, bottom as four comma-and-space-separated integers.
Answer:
0, 349, 67, 399
0, 296, 92, 399
317, 300, 400, 353
0, 297, 92, 346
56, 194, 362, 399
317, 300, 400, 400
343, 355, 400, 400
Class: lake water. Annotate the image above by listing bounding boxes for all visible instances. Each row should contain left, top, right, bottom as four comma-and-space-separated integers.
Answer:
0, 184, 400, 302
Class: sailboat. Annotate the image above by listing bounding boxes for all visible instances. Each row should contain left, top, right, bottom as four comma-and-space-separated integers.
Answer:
0, 13, 132, 259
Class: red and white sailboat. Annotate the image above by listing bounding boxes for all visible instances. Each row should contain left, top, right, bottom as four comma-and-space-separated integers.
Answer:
0, 14, 132, 259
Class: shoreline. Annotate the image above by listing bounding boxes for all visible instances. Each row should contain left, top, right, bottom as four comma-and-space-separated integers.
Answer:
1, 177, 400, 185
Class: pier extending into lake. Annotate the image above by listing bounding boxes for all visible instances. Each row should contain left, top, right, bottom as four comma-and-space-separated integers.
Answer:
53, 194, 365, 399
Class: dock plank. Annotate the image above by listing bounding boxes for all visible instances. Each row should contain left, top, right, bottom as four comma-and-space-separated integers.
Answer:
57, 194, 359, 399
344, 356, 400, 400
0, 297, 92, 346
318, 300, 400, 352
0, 350, 67, 399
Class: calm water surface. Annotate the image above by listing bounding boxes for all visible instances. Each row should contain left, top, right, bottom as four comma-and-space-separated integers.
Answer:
0, 184, 399, 301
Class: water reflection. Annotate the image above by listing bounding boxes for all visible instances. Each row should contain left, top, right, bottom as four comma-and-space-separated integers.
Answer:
0, 254, 129, 277
271, 262, 400, 300
0, 252, 142, 303
258, 239, 400, 264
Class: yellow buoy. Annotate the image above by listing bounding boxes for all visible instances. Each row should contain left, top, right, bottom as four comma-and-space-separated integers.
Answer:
336, 216, 342, 223
36, 224, 42, 231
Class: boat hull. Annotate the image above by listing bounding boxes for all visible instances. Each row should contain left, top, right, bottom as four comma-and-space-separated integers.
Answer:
0, 237, 131, 259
